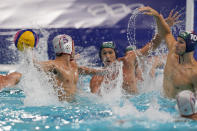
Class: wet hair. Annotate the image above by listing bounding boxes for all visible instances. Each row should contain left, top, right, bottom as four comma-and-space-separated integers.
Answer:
99, 41, 118, 60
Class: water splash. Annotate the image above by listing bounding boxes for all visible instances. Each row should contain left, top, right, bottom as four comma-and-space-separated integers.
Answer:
13, 29, 61, 106
16, 49, 59, 106
99, 61, 123, 104
126, 8, 140, 46
126, 6, 186, 95
35, 29, 50, 61
75, 45, 99, 67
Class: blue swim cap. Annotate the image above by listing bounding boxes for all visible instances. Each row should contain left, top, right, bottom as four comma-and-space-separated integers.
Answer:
178, 31, 197, 61
178, 31, 197, 53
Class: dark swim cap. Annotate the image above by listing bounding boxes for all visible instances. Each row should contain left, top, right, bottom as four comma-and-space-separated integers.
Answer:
125, 45, 136, 53
99, 41, 118, 59
178, 31, 197, 53
178, 31, 197, 61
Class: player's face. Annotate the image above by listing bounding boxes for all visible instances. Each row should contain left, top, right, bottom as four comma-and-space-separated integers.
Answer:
175, 37, 186, 55
101, 48, 116, 67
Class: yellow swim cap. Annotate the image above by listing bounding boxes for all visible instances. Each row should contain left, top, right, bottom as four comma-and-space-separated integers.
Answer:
14, 29, 38, 51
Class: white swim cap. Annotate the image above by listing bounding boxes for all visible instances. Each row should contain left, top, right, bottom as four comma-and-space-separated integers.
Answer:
176, 90, 196, 116
52, 34, 73, 55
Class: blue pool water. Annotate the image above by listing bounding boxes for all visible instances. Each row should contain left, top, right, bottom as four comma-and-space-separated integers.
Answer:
0, 73, 197, 131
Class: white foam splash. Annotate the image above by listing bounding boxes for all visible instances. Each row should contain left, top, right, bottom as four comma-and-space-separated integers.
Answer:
14, 29, 61, 106
99, 61, 124, 104
143, 98, 174, 122
112, 100, 140, 118
17, 50, 59, 106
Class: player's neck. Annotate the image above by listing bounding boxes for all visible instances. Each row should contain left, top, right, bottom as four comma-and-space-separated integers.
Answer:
56, 54, 71, 66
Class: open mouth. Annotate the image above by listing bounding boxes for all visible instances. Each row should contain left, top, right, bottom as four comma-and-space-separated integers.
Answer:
104, 60, 111, 66
106, 60, 111, 64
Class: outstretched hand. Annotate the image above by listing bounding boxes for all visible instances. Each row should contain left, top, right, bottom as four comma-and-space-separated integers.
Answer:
165, 9, 182, 27
138, 6, 160, 17
139, 6, 182, 27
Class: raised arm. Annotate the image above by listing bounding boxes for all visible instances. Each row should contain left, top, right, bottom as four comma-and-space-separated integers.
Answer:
34, 60, 54, 73
138, 34, 162, 56
139, 6, 178, 51
78, 66, 107, 76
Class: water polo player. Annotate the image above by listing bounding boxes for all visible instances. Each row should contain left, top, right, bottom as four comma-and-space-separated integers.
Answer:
90, 33, 162, 94
34, 34, 79, 102
89, 8, 180, 95
139, 6, 197, 98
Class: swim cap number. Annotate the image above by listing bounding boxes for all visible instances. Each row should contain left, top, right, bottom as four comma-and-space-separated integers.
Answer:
190, 34, 197, 41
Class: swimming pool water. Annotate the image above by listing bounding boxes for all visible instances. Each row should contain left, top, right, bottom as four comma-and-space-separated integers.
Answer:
0, 71, 197, 131
0, 86, 197, 131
